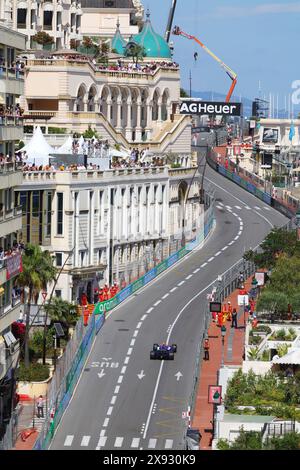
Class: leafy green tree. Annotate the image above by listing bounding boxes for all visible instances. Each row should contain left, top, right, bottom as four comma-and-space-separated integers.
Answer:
44, 297, 79, 339
82, 36, 94, 49
217, 428, 263, 450
125, 43, 146, 65
32, 31, 54, 45
83, 126, 98, 139
243, 228, 300, 269
17, 244, 57, 368
180, 88, 190, 98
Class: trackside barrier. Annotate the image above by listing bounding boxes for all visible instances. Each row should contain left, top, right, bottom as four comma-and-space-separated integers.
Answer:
93, 205, 215, 316
207, 149, 298, 219
33, 313, 105, 450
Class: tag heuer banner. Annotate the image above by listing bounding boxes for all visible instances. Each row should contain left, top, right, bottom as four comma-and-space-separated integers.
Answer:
180, 100, 242, 116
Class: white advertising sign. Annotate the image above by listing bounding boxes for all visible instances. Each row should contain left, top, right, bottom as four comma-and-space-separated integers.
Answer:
238, 294, 249, 306
255, 272, 265, 286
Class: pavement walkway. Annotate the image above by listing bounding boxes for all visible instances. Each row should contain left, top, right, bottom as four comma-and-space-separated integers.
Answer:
192, 276, 254, 450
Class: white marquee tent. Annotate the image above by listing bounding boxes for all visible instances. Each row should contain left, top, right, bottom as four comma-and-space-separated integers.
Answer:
55, 136, 73, 154
17, 126, 55, 165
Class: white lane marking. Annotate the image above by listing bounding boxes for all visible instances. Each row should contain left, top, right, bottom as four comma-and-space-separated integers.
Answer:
186, 274, 193, 280
235, 205, 241, 210
234, 236, 239, 240
216, 205, 223, 210
81, 436, 91, 447
103, 418, 109, 427
124, 357, 129, 365
170, 287, 177, 292
225, 205, 232, 209
133, 330, 139, 337
114, 437, 124, 448
215, 251, 221, 256
141, 314, 147, 321
165, 439, 173, 449
148, 438, 157, 449
143, 269, 233, 440
245, 205, 251, 210
222, 246, 228, 251
228, 241, 234, 245
107, 407, 113, 416
237, 216, 242, 221
96, 436, 107, 448
111, 396, 117, 405
162, 293, 169, 299
114, 386, 120, 394
121, 366, 127, 374
137, 322, 142, 329
254, 206, 261, 210
232, 212, 238, 217
100, 430, 106, 437
193, 268, 200, 273
201, 262, 207, 267
154, 300, 161, 306
219, 202, 224, 206
178, 281, 185, 286
127, 348, 133, 355
208, 257, 214, 262
130, 339, 136, 346
147, 307, 153, 313
238, 231, 242, 236
264, 207, 271, 211
131, 438, 140, 448
240, 222, 244, 227
64, 435, 74, 447
205, 176, 274, 229
117, 375, 124, 384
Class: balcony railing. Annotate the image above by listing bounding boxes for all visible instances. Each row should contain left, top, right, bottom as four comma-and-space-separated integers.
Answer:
0, 65, 24, 80
0, 161, 23, 174
0, 115, 24, 127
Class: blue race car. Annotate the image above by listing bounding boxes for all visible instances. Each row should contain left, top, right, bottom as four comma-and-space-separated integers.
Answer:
150, 343, 177, 360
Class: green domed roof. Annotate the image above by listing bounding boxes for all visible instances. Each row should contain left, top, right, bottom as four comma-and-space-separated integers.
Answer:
132, 10, 172, 59
111, 20, 127, 55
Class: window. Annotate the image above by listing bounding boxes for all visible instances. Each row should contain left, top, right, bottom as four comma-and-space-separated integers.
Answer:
55, 253, 63, 267
55, 290, 62, 298
57, 193, 63, 235
43, 11, 53, 30
17, 9, 27, 29
46, 192, 52, 237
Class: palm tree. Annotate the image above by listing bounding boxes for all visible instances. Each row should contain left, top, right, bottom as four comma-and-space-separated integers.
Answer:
44, 297, 79, 340
17, 244, 57, 368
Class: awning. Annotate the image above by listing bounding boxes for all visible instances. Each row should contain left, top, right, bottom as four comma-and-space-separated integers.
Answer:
3, 331, 17, 347
272, 348, 300, 365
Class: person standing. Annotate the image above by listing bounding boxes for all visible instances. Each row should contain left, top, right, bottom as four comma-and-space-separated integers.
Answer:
37, 395, 44, 418
204, 337, 210, 360
231, 308, 238, 329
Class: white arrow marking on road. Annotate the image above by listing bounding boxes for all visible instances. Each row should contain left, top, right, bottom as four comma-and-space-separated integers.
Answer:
138, 370, 146, 380
175, 372, 183, 381
97, 369, 106, 378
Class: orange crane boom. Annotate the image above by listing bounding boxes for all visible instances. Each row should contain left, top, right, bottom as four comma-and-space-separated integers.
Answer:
173, 26, 237, 103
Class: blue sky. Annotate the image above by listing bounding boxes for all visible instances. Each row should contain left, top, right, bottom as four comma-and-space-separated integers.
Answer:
147, 0, 300, 106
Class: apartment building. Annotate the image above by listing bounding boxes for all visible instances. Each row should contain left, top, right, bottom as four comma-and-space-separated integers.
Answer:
0, 25, 25, 438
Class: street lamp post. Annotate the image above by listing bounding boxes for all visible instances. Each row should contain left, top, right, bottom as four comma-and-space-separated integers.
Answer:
221, 325, 226, 367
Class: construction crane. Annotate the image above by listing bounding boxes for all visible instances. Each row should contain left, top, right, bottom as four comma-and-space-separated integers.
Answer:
165, 0, 178, 43
173, 26, 237, 103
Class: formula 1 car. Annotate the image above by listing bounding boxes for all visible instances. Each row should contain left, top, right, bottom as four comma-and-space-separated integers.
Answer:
150, 343, 177, 360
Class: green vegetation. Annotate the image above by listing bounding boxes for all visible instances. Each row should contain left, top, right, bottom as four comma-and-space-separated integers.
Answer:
17, 244, 57, 368
225, 369, 300, 421
249, 330, 263, 346
180, 88, 190, 98
269, 328, 297, 341
217, 428, 300, 450
48, 127, 67, 134
32, 31, 54, 46
44, 297, 79, 339
243, 227, 300, 270
82, 126, 99, 139
125, 43, 146, 65
18, 362, 50, 382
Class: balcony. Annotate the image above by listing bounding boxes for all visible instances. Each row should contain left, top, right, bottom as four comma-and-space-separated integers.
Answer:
0, 116, 24, 141
0, 207, 22, 237
0, 300, 22, 337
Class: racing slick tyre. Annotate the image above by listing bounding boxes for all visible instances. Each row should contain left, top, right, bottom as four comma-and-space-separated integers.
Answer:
153, 344, 159, 351
150, 351, 156, 360
172, 344, 177, 353
168, 352, 174, 360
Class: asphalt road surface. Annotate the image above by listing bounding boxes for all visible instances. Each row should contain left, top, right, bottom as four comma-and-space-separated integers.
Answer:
50, 159, 288, 451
